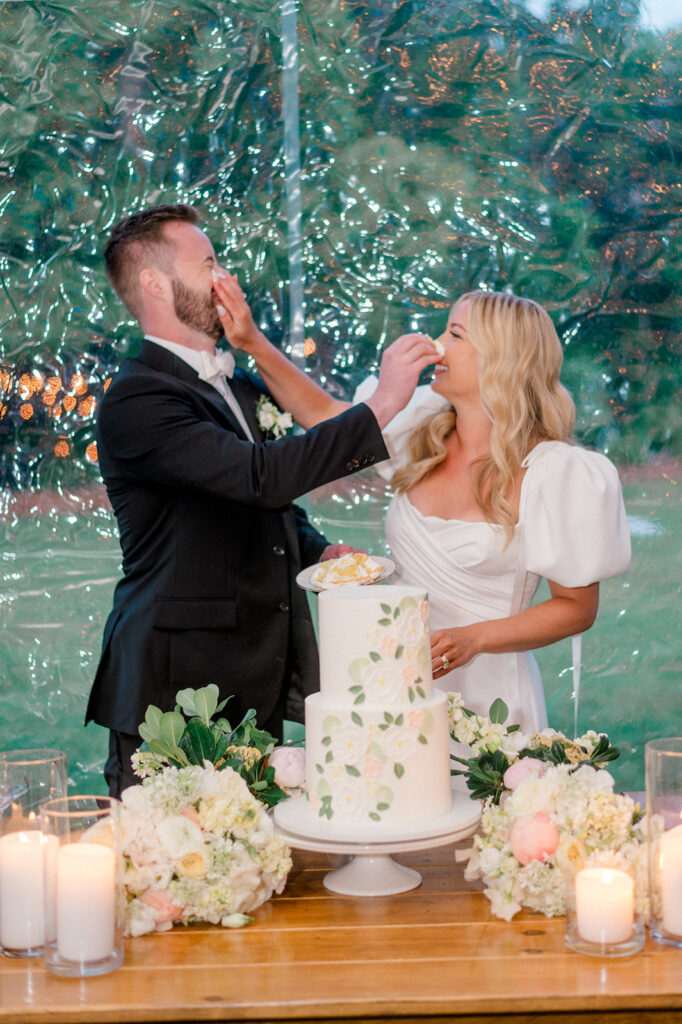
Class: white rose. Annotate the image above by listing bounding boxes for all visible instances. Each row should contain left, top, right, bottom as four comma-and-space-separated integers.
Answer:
330, 725, 365, 764
175, 845, 211, 879
333, 779, 368, 820
155, 815, 205, 859
395, 607, 425, 647
382, 725, 418, 762
361, 661, 404, 703
509, 773, 559, 817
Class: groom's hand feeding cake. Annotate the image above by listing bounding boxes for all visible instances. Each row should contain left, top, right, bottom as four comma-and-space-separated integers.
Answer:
305, 584, 452, 826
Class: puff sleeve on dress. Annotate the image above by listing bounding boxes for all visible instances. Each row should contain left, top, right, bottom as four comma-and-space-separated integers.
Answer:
521, 441, 631, 588
353, 379, 451, 481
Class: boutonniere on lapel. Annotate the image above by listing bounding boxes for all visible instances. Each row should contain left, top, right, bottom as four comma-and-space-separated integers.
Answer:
255, 395, 293, 439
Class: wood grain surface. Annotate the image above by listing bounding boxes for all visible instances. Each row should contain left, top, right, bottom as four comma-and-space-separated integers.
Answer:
1, 842, 681, 1024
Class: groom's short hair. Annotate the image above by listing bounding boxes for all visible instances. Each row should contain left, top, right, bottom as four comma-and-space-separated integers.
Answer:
104, 203, 200, 318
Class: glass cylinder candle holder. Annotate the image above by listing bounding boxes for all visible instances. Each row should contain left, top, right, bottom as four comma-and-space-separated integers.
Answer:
646, 738, 682, 948
565, 855, 645, 958
40, 795, 123, 978
0, 749, 68, 958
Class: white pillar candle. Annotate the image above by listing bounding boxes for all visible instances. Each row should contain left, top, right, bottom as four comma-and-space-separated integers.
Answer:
56, 843, 116, 962
575, 867, 634, 944
0, 831, 57, 951
660, 827, 682, 936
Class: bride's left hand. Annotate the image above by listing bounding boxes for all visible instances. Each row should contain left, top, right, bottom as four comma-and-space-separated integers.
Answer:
431, 625, 483, 677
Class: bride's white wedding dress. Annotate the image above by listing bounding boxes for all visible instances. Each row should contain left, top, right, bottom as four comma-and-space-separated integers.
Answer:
357, 383, 631, 733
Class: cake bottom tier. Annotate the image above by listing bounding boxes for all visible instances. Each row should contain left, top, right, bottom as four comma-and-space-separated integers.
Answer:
305, 689, 452, 827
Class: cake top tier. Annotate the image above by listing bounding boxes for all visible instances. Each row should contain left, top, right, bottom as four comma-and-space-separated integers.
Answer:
317, 584, 433, 705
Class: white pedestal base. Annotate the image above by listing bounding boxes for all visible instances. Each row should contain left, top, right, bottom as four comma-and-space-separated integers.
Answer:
322, 854, 422, 896
273, 792, 480, 897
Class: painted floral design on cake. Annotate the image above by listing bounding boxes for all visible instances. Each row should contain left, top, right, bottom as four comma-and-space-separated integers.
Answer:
305, 584, 451, 827
347, 594, 431, 707
311, 703, 436, 821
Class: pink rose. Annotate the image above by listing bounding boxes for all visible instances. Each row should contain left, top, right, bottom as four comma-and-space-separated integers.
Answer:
269, 745, 306, 790
379, 635, 399, 657
503, 757, 547, 791
509, 811, 559, 866
180, 805, 202, 827
139, 888, 184, 924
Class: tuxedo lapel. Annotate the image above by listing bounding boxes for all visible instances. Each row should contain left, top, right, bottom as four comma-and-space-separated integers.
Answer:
135, 340, 253, 440
230, 369, 263, 441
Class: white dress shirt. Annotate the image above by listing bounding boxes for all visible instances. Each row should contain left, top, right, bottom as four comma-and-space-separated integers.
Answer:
145, 335, 255, 442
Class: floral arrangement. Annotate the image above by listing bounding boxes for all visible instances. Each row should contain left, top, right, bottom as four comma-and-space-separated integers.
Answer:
121, 686, 294, 936
255, 394, 293, 439
448, 693, 647, 921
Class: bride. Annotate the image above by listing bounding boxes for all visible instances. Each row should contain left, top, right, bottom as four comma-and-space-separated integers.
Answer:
213, 277, 631, 732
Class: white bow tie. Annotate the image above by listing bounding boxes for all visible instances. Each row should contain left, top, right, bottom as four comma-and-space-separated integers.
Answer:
197, 348, 235, 383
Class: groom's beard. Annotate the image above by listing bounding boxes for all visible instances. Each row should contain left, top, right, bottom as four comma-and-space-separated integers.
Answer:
171, 278, 224, 343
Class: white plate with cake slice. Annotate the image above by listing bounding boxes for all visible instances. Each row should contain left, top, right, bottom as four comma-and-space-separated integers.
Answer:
296, 553, 395, 592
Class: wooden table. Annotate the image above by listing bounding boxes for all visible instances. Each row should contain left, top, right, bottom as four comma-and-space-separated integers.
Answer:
1, 841, 682, 1024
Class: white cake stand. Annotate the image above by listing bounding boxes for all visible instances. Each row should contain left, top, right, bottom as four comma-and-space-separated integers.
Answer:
273, 793, 480, 897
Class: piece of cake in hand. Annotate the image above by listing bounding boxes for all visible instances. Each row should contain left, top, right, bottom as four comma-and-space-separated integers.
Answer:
427, 334, 446, 357
305, 584, 452, 827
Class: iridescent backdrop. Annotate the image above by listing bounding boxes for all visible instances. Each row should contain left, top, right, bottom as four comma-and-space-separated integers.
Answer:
0, 0, 680, 792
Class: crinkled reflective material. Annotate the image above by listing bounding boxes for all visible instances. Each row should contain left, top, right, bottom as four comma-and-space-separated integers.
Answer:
0, 1, 680, 791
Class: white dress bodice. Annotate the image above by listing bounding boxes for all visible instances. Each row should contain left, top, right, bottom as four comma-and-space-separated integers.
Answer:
355, 381, 631, 734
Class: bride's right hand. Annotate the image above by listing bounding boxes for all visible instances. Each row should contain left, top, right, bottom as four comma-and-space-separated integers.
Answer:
212, 269, 264, 352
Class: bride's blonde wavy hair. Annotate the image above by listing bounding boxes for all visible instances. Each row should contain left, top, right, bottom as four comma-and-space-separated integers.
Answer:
392, 290, 576, 543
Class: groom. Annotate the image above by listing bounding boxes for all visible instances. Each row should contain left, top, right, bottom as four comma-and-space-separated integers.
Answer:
86, 203, 430, 797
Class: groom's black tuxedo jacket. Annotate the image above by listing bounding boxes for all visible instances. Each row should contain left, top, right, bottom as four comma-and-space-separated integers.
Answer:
86, 340, 388, 737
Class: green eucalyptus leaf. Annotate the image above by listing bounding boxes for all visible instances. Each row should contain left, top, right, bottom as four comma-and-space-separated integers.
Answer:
488, 698, 509, 725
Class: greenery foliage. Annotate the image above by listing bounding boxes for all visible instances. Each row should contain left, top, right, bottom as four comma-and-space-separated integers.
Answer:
137, 685, 288, 808
450, 697, 621, 804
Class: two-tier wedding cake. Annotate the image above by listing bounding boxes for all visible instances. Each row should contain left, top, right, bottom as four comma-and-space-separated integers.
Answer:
304, 583, 452, 827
